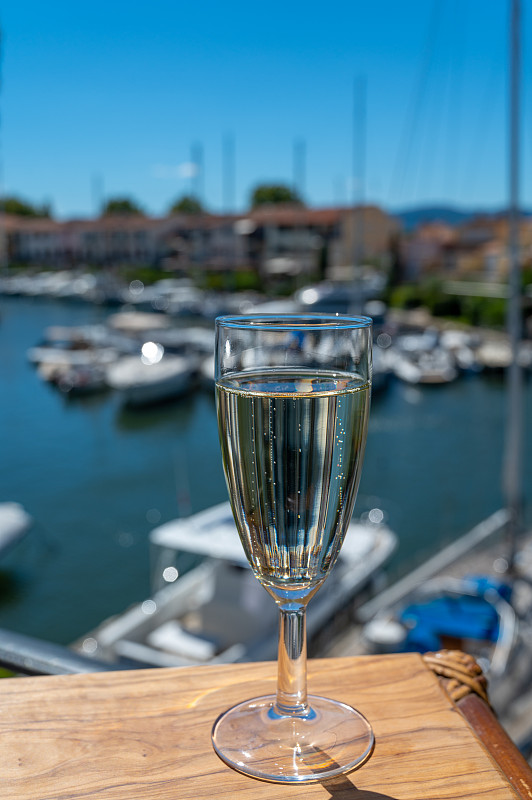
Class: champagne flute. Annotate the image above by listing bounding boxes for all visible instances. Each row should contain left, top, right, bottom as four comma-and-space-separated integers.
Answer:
212, 314, 373, 783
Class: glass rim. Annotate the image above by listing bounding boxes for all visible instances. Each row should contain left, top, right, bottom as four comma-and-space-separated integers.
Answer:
215, 313, 372, 332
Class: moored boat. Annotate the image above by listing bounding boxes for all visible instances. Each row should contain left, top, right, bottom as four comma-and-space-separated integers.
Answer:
43, 363, 110, 395
390, 347, 458, 385
28, 345, 119, 368
0, 503, 33, 559
106, 353, 195, 407
77, 502, 397, 668
362, 574, 517, 680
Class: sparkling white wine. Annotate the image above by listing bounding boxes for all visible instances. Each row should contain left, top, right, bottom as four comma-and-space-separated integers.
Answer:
217, 369, 370, 590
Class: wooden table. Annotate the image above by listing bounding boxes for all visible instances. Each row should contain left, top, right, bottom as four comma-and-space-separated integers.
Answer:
0, 653, 526, 799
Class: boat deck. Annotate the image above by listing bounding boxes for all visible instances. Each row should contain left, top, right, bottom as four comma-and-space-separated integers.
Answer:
180, 564, 278, 650
322, 521, 532, 756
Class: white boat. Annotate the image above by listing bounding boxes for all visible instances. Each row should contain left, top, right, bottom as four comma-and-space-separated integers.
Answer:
42, 324, 139, 355
28, 323, 141, 391
106, 311, 172, 333
40, 363, 109, 395
0, 503, 32, 558
475, 340, 532, 372
396, 330, 439, 354
147, 326, 215, 356
165, 286, 211, 318
391, 347, 458, 385
28, 345, 119, 368
51, 273, 98, 301
439, 329, 481, 373
476, 341, 512, 371
106, 353, 195, 407
79, 502, 397, 668
372, 346, 392, 393
362, 575, 517, 680
346, 511, 530, 706
247, 298, 301, 315
295, 276, 386, 314
199, 354, 214, 389
415, 348, 459, 384
386, 331, 452, 385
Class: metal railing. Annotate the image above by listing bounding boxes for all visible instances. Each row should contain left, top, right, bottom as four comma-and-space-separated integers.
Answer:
0, 628, 120, 676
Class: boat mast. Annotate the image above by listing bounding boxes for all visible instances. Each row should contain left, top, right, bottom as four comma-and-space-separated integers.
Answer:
503, 0, 523, 566
352, 75, 366, 312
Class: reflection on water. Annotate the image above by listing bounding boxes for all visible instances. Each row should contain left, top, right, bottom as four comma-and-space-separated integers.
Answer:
115, 393, 197, 431
0, 569, 25, 605
0, 295, 531, 647
59, 390, 112, 411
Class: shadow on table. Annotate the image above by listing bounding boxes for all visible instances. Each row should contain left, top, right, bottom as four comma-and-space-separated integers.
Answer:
308, 744, 397, 800
321, 776, 399, 800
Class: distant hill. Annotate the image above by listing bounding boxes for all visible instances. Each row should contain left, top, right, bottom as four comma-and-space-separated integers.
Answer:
390, 205, 492, 231
389, 204, 532, 231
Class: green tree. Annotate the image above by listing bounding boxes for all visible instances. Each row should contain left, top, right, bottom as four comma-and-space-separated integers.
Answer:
250, 184, 303, 208
169, 195, 204, 215
102, 197, 143, 216
1, 196, 52, 218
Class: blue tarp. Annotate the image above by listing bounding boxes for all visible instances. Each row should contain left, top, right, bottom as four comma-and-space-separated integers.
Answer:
400, 595, 499, 643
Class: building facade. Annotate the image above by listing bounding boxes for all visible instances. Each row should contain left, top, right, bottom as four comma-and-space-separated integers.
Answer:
1, 205, 399, 280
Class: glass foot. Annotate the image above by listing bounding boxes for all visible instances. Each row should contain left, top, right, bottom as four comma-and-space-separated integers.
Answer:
211, 694, 374, 784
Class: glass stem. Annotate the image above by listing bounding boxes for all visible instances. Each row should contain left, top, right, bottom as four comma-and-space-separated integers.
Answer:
275, 604, 310, 717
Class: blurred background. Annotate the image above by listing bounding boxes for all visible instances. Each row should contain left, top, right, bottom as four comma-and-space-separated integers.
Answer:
1, 0, 532, 749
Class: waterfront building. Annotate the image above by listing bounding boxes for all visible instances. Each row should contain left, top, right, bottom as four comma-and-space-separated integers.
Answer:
0, 204, 398, 281
402, 215, 532, 280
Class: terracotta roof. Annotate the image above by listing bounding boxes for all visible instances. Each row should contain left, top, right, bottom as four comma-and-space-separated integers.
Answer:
248, 205, 341, 225
0, 204, 395, 234
0, 214, 61, 232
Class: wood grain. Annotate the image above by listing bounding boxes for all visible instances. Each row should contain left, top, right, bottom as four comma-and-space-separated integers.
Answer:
0, 654, 519, 799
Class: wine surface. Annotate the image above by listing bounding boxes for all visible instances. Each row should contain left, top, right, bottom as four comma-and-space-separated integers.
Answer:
217, 369, 370, 590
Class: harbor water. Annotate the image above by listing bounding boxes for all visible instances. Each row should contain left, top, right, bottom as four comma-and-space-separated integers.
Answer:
1, 295, 531, 646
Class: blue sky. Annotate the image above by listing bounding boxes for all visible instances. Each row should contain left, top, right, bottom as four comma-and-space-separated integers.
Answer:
1, 0, 529, 219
